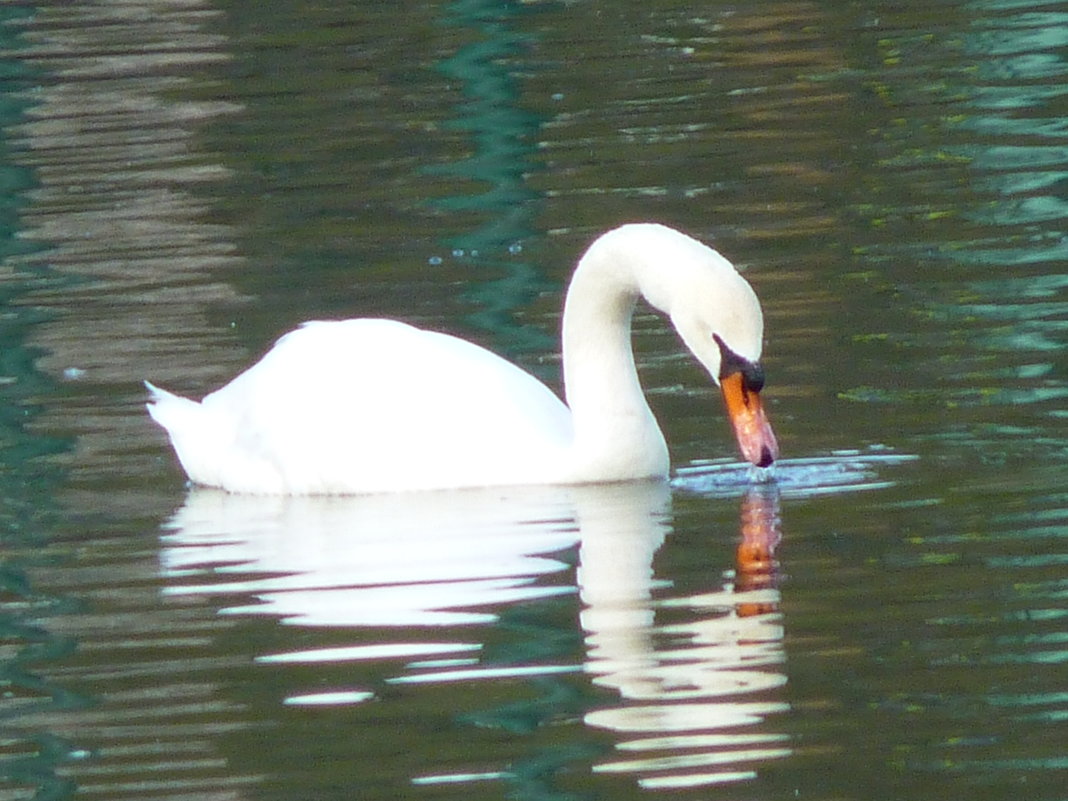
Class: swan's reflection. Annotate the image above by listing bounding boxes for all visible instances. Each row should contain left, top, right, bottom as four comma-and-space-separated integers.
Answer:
158, 480, 789, 789
580, 485, 789, 789
161, 486, 581, 628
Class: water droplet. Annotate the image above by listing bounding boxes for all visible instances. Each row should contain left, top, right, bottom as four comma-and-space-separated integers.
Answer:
508, 242, 522, 255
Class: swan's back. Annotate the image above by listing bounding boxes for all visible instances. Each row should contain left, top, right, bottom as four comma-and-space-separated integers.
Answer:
148, 320, 573, 493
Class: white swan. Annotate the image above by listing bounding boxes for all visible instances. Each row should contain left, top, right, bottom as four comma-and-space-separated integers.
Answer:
146, 223, 778, 494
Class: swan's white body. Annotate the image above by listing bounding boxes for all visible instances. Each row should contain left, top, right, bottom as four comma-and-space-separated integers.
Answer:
147, 224, 777, 494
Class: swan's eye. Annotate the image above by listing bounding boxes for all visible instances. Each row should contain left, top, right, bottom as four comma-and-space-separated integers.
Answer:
714, 334, 765, 393
743, 363, 765, 393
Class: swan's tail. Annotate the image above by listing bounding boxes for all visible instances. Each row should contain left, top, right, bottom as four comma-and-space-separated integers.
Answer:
144, 380, 204, 434
144, 381, 225, 487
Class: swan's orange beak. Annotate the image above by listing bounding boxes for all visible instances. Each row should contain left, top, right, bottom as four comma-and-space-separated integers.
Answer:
720, 371, 779, 467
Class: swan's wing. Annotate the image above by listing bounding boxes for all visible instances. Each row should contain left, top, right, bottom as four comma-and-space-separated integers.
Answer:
199, 320, 573, 493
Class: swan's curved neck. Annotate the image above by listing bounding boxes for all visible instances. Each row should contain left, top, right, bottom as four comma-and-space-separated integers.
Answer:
561, 232, 670, 481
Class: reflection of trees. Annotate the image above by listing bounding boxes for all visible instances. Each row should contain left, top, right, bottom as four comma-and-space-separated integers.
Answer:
428, 0, 552, 354
4, 3, 246, 483
841, 3, 1068, 462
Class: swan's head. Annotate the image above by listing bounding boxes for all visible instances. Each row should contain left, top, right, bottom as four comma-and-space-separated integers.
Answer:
628, 225, 779, 467
570, 223, 779, 468
710, 332, 779, 467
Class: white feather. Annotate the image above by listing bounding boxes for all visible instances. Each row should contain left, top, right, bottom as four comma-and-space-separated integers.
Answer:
146, 224, 770, 494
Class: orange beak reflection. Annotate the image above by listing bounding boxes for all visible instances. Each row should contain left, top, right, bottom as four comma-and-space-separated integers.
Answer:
720, 371, 779, 467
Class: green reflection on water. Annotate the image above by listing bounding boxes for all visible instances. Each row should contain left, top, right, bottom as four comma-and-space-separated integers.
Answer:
0, 6, 84, 799
425, 0, 554, 353
843, 2, 1068, 472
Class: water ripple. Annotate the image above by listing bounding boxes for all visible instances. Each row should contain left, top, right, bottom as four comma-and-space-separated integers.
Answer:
672, 449, 919, 498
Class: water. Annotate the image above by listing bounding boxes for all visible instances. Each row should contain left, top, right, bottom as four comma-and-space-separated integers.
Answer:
1, 1, 1066, 799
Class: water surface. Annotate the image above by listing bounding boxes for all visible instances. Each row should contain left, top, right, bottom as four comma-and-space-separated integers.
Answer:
1, 1, 1065, 800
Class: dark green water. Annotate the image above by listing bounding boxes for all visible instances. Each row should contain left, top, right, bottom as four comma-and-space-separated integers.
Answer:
1, 1, 1065, 799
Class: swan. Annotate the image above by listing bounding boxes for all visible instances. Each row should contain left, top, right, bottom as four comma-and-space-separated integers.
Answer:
146, 223, 778, 494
